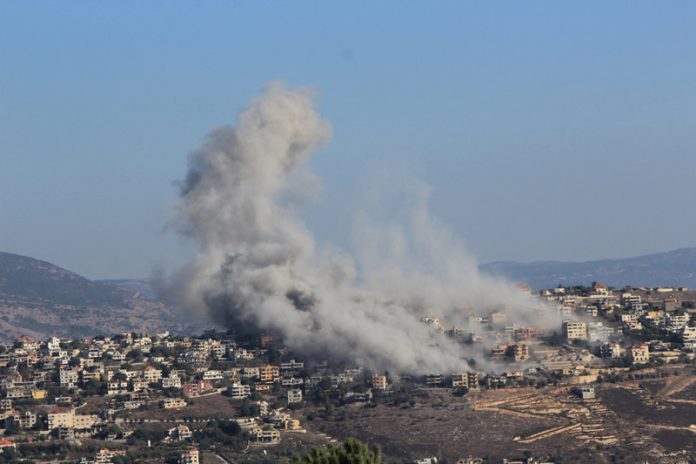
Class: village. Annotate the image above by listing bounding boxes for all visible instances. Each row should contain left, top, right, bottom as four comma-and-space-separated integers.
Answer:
0, 283, 695, 463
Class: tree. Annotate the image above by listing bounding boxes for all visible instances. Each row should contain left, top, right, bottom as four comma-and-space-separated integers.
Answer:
285, 438, 382, 464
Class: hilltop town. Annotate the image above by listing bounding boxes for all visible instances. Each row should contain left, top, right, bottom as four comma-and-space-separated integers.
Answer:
0, 283, 695, 464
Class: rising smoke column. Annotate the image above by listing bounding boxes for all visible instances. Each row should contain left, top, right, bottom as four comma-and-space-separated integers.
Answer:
172, 83, 556, 374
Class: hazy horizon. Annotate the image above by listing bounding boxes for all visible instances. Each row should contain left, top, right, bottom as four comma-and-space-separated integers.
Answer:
2, 2, 696, 279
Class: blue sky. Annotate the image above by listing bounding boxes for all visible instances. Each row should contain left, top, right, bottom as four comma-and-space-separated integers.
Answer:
1, 1, 696, 278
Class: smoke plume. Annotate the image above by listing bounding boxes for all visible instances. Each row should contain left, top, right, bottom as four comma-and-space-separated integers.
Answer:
171, 83, 558, 374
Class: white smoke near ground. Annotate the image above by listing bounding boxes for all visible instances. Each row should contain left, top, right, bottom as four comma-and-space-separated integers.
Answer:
169, 82, 559, 374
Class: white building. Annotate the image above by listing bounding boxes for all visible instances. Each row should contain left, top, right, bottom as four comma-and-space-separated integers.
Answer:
229, 383, 251, 400
287, 389, 303, 404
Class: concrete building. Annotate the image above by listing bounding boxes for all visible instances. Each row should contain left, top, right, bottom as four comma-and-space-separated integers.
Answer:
259, 364, 280, 383
48, 408, 74, 430
372, 374, 388, 391
629, 344, 650, 365
162, 398, 187, 409
229, 383, 251, 400
451, 372, 479, 390
162, 375, 182, 389
142, 366, 163, 383
280, 360, 304, 377
600, 342, 622, 358
511, 344, 529, 362
180, 448, 199, 464
59, 369, 79, 389
287, 388, 303, 404
251, 428, 280, 444
563, 321, 587, 341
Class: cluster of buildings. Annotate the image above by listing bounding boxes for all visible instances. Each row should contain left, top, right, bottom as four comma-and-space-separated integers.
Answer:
0, 283, 693, 462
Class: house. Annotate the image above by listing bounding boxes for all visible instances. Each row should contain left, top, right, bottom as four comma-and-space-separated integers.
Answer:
94, 448, 127, 464
451, 372, 479, 390
60, 369, 80, 389
281, 377, 304, 387
577, 385, 595, 400
287, 389, 303, 404
15, 336, 40, 352
228, 383, 251, 400
162, 398, 187, 409
0, 440, 16, 451
182, 380, 214, 398
142, 366, 163, 383
280, 360, 304, 377
251, 428, 280, 444
629, 344, 650, 365
82, 368, 103, 382
592, 282, 609, 296
681, 326, 696, 347
600, 342, 622, 358
235, 417, 257, 430
180, 448, 200, 464
167, 424, 192, 442
74, 413, 99, 430
283, 418, 302, 430
107, 381, 129, 396
162, 375, 182, 389
48, 408, 75, 430
511, 344, 529, 362
259, 364, 280, 382
202, 370, 223, 381
563, 321, 587, 341
588, 322, 614, 342
5, 411, 37, 429
344, 391, 373, 403
425, 374, 445, 387
372, 374, 388, 390
491, 344, 507, 360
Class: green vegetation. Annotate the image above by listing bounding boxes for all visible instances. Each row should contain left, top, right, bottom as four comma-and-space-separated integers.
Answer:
284, 438, 382, 464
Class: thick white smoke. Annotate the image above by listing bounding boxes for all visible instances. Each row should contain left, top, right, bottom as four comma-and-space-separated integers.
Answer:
171, 83, 557, 374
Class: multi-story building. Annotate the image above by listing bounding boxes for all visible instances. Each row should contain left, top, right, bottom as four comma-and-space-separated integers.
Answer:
600, 342, 622, 358
48, 408, 74, 430
142, 366, 163, 383
162, 375, 182, 389
59, 369, 79, 389
251, 428, 280, 444
372, 374, 388, 391
450, 372, 479, 390
202, 370, 223, 381
287, 389, 303, 404
563, 321, 587, 341
168, 424, 192, 442
259, 365, 280, 383
228, 383, 251, 400
511, 344, 529, 362
182, 380, 214, 398
180, 448, 200, 464
6, 411, 37, 429
629, 344, 650, 365
280, 360, 304, 377
162, 398, 187, 409
588, 322, 614, 342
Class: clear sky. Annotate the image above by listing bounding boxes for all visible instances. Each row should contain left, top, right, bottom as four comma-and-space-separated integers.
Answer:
1, 1, 696, 279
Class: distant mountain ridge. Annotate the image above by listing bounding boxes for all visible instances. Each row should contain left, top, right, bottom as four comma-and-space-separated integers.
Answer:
0, 251, 128, 307
0, 251, 207, 342
480, 248, 696, 290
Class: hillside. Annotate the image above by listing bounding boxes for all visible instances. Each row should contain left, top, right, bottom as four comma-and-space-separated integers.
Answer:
0, 252, 129, 307
0, 252, 208, 342
481, 248, 696, 290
